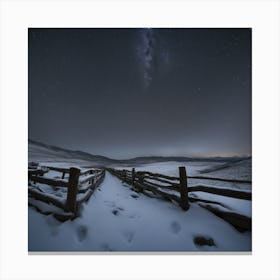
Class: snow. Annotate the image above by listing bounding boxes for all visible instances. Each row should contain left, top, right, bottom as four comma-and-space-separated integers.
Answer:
28, 185, 67, 204
199, 159, 252, 180
118, 160, 252, 191
29, 171, 251, 252
28, 142, 251, 251
189, 191, 251, 217
116, 161, 220, 177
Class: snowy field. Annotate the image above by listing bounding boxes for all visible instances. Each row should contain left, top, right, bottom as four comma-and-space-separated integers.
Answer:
28, 157, 252, 252
115, 159, 252, 191
29, 170, 251, 252
28, 140, 252, 252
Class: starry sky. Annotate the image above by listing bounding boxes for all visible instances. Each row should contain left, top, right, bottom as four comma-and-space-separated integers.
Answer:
28, 28, 251, 159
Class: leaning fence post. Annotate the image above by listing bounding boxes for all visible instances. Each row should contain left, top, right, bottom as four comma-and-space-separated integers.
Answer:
66, 167, 80, 214
179, 166, 189, 211
132, 168, 135, 185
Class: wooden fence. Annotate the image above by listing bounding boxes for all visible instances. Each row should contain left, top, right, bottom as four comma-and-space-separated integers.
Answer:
107, 167, 190, 210
107, 166, 252, 231
28, 166, 105, 220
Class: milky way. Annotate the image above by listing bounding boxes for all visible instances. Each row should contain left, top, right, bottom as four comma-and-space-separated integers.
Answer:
136, 28, 169, 91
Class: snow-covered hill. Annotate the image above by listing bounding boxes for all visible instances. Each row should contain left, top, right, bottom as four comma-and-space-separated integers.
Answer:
29, 139, 251, 169
28, 139, 112, 166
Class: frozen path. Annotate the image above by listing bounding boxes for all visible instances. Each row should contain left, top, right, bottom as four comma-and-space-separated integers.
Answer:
28, 172, 251, 251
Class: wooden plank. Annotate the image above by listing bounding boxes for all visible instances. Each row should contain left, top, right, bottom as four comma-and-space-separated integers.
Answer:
78, 183, 93, 193
188, 176, 251, 184
137, 171, 178, 180
143, 175, 179, 187
29, 176, 69, 187
188, 185, 252, 200
45, 166, 70, 173
134, 181, 180, 203
80, 169, 100, 176
78, 171, 105, 202
28, 188, 67, 210
78, 172, 104, 193
28, 197, 74, 221
77, 189, 94, 204
79, 174, 96, 184
142, 179, 180, 191
95, 171, 105, 185
28, 169, 48, 177
137, 171, 179, 181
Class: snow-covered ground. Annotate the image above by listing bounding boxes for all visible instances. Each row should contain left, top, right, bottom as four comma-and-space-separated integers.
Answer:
29, 171, 251, 252
28, 159, 251, 252
28, 141, 251, 252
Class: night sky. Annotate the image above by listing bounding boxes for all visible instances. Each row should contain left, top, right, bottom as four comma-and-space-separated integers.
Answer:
28, 28, 251, 159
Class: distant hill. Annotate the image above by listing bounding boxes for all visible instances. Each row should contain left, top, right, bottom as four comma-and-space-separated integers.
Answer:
28, 139, 114, 166
28, 139, 251, 167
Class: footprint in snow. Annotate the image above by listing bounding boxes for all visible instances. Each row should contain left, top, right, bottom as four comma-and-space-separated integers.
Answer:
170, 221, 181, 234
112, 210, 118, 216
77, 225, 88, 242
111, 206, 124, 216
112, 209, 120, 216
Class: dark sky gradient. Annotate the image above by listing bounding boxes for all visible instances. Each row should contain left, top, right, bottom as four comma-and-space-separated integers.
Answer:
28, 28, 251, 159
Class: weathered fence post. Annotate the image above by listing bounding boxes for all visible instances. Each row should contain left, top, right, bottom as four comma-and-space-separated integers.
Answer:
132, 168, 135, 185
179, 166, 189, 211
123, 169, 126, 181
66, 167, 80, 214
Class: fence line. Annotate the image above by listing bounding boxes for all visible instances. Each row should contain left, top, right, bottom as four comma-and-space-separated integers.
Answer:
107, 166, 252, 231
28, 164, 252, 231
28, 165, 105, 220
107, 166, 189, 210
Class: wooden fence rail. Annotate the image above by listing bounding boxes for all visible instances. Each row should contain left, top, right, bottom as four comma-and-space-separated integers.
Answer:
107, 166, 189, 210
187, 175, 251, 184
188, 185, 252, 200
28, 176, 69, 187
28, 166, 105, 220
107, 166, 252, 210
